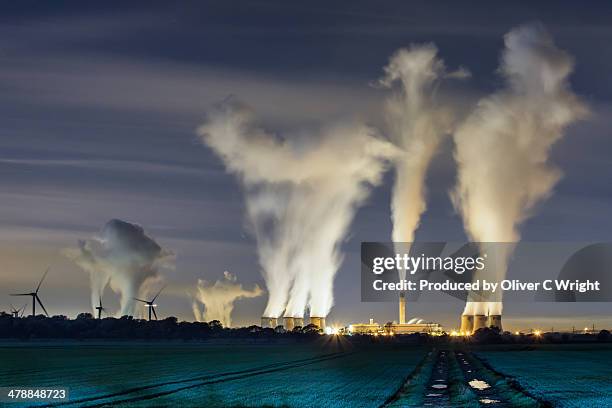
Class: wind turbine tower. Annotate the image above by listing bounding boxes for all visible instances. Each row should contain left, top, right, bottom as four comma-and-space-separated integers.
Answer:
134, 286, 165, 321
10, 268, 50, 317
95, 295, 106, 319
9, 304, 26, 318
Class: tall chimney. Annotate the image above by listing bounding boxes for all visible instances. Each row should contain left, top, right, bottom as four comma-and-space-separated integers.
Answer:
399, 292, 406, 324
460, 314, 474, 334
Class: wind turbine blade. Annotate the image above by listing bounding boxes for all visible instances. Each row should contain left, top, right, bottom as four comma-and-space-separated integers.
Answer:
35, 267, 50, 293
152, 285, 166, 302
133, 298, 147, 303
10, 293, 31, 296
35, 295, 49, 316
152, 307, 158, 320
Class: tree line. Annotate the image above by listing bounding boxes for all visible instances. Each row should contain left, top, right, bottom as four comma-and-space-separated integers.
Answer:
0, 312, 321, 340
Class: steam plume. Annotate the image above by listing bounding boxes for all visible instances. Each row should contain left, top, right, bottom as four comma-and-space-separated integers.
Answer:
198, 101, 396, 318
380, 44, 467, 280
192, 271, 263, 327
452, 24, 587, 316
64, 219, 174, 316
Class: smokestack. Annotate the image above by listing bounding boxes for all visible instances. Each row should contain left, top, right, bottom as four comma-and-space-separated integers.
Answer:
399, 292, 406, 324
284, 316, 295, 331
310, 316, 325, 330
473, 314, 488, 331
460, 314, 474, 334
294, 317, 304, 328
488, 314, 503, 331
261, 317, 278, 328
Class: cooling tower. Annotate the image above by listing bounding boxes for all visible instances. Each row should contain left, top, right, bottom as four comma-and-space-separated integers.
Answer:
284, 317, 295, 331
460, 314, 474, 334
261, 317, 278, 328
488, 314, 502, 331
294, 317, 304, 328
310, 316, 325, 330
399, 292, 406, 324
473, 314, 488, 331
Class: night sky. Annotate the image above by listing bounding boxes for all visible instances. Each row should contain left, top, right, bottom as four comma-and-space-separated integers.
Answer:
1, 1, 611, 330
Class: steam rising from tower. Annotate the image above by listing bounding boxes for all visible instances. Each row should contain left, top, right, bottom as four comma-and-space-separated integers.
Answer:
198, 101, 396, 321
452, 24, 587, 328
380, 44, 467, 323
381, 44, 467, 259
65, 219, 174, 316
192, 271, 263, 327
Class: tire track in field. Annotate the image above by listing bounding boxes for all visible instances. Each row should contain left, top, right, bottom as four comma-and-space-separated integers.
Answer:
422, 350, 451, 407
381, 350, 434, 407
455, 351, 511, 406
35, 351, 353, 408
79, 352, 354, 408
468, 352, 552, 408
457, 351, 546, 407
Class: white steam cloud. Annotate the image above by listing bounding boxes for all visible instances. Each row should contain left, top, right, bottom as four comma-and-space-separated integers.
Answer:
452, 24, 587, 316
380, 44, 467, 280
192, 271, 263, 327
198, 101, 397, 318
64, 219, 174, 316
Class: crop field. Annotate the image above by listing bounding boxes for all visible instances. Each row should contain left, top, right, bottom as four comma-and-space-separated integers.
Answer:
0, 339, 426, 407
476, 344, 612, 408
3, 341, 610, 407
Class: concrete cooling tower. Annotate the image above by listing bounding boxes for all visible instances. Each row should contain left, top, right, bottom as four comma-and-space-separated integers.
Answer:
460, 314, 474, 334
261, 316, 278, 328
284, 317, 295, 331
310, 316, 325, 330
488, 314, 502, 331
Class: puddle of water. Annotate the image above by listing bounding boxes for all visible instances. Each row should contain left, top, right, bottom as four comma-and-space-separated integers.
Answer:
469, 379, 491, 390
435, 379, 445, 382
467, 370, 472, 373
431, 384, 448, 389
426, 393, 442, 397
480, 398, 500, 404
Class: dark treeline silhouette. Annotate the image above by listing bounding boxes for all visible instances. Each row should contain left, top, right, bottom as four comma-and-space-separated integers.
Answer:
468, 327, 612, 344
0, 312, 322, 340
2, 313, 610, 344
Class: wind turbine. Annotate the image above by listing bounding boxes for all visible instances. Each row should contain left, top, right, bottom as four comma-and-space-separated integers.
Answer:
9, 304, 26, 318
134, 285, 165, 321
95, 294, 106, 319
10, 268, 50, 317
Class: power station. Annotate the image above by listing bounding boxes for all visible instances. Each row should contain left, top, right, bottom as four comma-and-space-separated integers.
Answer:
460, 310, 503, 334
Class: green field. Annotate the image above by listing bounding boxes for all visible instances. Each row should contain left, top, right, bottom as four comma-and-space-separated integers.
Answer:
476, 344, 612, 408
2, 341, 612, 407
0, 340, 426, 407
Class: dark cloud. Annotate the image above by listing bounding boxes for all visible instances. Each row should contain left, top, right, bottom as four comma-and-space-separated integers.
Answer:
0, 2, 611, 328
